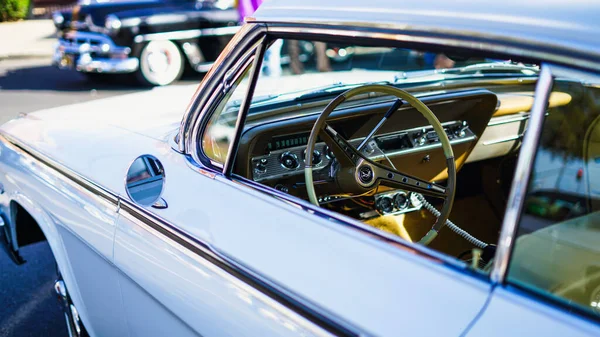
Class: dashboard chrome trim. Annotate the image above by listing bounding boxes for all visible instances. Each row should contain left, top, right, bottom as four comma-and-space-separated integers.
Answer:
487, 113, 531, 127
482, 134, 523, 146
251, 120, 475, 182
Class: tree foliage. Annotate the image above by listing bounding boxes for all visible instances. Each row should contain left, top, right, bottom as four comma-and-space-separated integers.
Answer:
540, 80, 600, 161
0, 0, 31, 22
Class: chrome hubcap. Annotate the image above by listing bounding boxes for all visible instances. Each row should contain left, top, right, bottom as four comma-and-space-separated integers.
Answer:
147, 50, 170, 73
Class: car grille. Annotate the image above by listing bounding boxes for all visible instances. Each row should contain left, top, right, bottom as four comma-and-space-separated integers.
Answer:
58, 31, 129, 56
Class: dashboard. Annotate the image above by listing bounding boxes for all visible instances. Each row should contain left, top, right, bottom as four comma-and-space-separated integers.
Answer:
235, 89, 499, 199
251, 120, 476, 182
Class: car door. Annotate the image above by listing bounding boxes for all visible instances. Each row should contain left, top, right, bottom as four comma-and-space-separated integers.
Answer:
466, 65, 600, 335
112, 43, 336, 337
113, 33, 495, 336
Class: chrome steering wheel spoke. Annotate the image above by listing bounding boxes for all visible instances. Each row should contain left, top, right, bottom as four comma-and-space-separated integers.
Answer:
368, 161, 447, 198
321, 122, 446, 199
319, 123, 362, 167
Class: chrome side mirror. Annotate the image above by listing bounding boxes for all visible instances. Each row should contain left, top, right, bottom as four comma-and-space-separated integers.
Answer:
125, 155, 167, 208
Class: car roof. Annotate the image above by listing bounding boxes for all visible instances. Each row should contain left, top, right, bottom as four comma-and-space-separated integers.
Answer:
253, 0, 600, 66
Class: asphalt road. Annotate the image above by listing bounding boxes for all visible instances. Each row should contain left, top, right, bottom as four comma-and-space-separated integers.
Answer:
0, 57, 201, 337
0, 242, 65, 337
0, 57, 200, 125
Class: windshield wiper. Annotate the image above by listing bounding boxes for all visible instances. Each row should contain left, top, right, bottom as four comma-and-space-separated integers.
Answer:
452, 62, 539, 75
394, 62, 539, 83
293, 81, 391, 101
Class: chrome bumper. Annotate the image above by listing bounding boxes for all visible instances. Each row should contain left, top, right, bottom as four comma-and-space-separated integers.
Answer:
52, 31, 139, 74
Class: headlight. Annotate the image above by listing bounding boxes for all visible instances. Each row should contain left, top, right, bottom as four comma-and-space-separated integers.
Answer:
52, 12, 64, 28
105, 15, 122, 34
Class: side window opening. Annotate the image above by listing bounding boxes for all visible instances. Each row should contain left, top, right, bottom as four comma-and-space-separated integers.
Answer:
508, 71, 600, 319
228, 36, 543, 269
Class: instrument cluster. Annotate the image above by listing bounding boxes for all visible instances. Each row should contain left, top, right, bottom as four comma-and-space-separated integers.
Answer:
251, 120, 475, 183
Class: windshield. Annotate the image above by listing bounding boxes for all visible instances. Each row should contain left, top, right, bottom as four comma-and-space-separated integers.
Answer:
245, 40, 539, 108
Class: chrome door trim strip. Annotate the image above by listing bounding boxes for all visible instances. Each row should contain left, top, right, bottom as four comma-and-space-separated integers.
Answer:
133, 26, 240, 43
0, 133, 118, 206
0, 132, 362, 337
490, 65, 553, 284
118, 199, 362, 337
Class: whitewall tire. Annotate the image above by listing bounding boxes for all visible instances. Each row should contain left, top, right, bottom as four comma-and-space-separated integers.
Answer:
136, 40, 184, 86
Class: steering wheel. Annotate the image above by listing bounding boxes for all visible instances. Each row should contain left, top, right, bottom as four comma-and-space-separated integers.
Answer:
304, 85, 456, 245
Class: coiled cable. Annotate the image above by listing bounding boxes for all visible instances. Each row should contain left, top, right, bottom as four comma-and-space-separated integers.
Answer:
414, 193, 488, 249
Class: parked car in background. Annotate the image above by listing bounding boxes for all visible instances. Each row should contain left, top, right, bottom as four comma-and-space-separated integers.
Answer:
2, 0, 600, 336
52, 0, 239, 85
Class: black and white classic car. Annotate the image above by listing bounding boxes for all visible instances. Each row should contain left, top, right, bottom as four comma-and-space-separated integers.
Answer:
52, 0, 239, 85
2, 0, 600, 336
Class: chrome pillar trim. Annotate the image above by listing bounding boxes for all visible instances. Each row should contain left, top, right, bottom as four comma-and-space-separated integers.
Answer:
223, 39, 267, 176
189, 37, 264, 169
490, 65, 553, 284
177, 23, 261, 154
134, 26, 240, 43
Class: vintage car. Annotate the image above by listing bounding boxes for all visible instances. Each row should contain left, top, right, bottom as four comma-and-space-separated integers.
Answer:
51, 0, 239, 85
2, 0, 600, 336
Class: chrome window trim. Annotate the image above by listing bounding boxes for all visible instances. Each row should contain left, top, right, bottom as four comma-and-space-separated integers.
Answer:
181, 21, 600, 155
195, 49, 258, 168
186, 28, 266, 168
177, 23, 264, 154
264, 24, 600, 72
0, 132, 362, 337
228, 173, 474, 272
223, 38, 268, 176
490, 65, 553, 284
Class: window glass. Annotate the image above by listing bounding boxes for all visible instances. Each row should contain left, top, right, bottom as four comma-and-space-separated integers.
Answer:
229, 37, 541, 265
508, 73, 600, 317
202, 65, 252, 164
